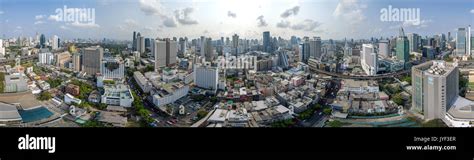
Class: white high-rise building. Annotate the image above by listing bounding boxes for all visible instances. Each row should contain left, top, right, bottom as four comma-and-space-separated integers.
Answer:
155, 40, 167, 68
412, 60, 459, 120
361, 44, 378, 76
52, 35, 59, 50
407, 33, 419, 53
200, 37, 213, 61
136, 33, 145, 55
378, 40, 390, 58
38, 52, 54, 65
309, 37, 322, 59
0, 39, 4, 56
194, 64, 218, 90
100, 57, 125, 79
468, 25, 471, 57
456, 28, 467, 56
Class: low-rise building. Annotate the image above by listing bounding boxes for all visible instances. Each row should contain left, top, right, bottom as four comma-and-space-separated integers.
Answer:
4, 73, 28, 93
64, 93, 82, 105
101, 84, 134, 107
133, 71, 152, 93
152, 82, 189, 107
65, 84, 80, 96
445, 96, 474, 127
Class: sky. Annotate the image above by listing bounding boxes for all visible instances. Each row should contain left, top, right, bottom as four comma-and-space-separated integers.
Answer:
0, 0, 473, 41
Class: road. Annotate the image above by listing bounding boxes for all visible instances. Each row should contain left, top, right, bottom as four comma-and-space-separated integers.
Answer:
310, 68, 410, 80
300, 80, 339, 127
0, 54, 37, 65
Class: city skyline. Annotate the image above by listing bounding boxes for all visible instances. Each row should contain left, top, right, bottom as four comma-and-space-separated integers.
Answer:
0, 0, 473, 40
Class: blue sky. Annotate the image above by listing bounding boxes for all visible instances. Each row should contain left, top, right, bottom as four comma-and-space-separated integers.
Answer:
0, 0, 473, 40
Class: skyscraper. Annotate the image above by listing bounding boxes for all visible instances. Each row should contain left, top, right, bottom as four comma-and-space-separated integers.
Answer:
232, 34, 239, 54
361, 44, 378, 76
138, 34, 145, 55
412, 60, 458, 120
422, 46, 435, 60
468, 25, 471, 57
39, 34, 46, 48
154, 38, 178, 70
407, 33, 418, 53
144, 38, 151, 50
456, 28, 467, 56
132, 31, 137, 51
263, 31, 271, 53
200, 37, 213, 61
378, 40, 389, 58
178, 38, 187, 55
309, 37, 322, 59
396, 27, 409, 65
82, 46, 104, 76
72, 53, 81, 72
52, 35, 59, 50
155, 40, 166, 68
300, 39, 310, 63
167, 40, 177, 66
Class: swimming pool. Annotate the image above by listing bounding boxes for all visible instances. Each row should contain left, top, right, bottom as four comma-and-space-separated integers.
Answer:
19, 107, 54, 123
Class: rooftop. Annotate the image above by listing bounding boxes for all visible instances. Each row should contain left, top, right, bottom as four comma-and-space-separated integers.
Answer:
448, 96, 474, 119
0, 102, 22, 122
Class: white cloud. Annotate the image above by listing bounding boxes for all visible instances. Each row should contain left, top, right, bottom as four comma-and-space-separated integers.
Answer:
256, 15, 268, 27
34, 15, 46, 25
118, 19, 139, 31
403, 19, 432, 28
60, 25, 70, 30
174, 7, 198, 25
0, 11, 4, 15
470, 9, 474, 14
281, 6, 300, 18
68, 22, 100, 28
139, 0, 164, 16
48, 15, 61, 21
35, 15, 45, 20
290, 19, 321, 31
333, 0, 366, 25
389, 19, 432, 30
276, 20, 291, 28
34, 21, 45, 25
163, 17, 178, 27
227, 11, 237, 18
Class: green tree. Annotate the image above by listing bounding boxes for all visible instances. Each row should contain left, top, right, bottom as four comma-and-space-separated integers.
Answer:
0, 72, 4, 93
37, 91, 52, 101
46, 78, 63, 88
196, 110, 209, 120
323, 108, 332, 115
401, 75, 412, 85
392, 93, 404, 106
103, 80, 115, 85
